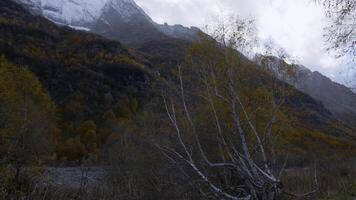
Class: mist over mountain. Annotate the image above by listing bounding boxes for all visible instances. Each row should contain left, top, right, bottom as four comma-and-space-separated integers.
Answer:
254, 54, 356, 127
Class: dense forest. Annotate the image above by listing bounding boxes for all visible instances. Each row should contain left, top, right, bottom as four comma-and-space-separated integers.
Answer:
0, 0, 355, 199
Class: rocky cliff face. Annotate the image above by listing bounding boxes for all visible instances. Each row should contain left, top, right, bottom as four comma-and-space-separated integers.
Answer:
91, 0, 166, 44
254, 55, 356, 127
14, 0, 41, 14
154, 23, 201, 41
16, 0, 200, 43
15, 0, 107, 28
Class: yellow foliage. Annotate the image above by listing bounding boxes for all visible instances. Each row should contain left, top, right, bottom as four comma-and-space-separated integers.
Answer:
0, 55, 58, 164
78, 120, 97, 145
113, 55, 145, 70
56, 136, 86, 161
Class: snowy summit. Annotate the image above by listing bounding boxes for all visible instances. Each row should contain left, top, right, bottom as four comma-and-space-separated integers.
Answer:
16, 0, 149, 30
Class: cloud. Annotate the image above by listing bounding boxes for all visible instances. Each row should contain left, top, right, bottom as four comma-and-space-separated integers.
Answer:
135, 0, 351, 85
136, 0, 221, 27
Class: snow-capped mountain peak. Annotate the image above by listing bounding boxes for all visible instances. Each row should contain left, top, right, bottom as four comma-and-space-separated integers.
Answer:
106, 0, 151, 21
17, 0, 200, 43
16, 0, 150, 28
43, 0, 108, 26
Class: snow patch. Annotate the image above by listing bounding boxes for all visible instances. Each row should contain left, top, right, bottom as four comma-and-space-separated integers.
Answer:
106, 0, 152, 21
41, 0, 109, 26
17, 0, 197, 41
18, 0, 111, 26
68, 25, 91, 31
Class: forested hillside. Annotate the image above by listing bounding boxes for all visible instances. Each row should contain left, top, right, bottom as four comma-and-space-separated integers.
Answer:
0, 0, 355, 199
0, 0, 151, 163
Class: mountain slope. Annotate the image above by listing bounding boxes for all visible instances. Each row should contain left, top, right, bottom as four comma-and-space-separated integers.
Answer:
136, 34, 356, 156
4, 0, 356, 155
91, 0, 166, 44
255, 55, 356, 128
1, 0, 150, 121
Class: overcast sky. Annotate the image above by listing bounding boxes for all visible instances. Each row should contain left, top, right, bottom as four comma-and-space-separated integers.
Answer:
136, 0, 352, 85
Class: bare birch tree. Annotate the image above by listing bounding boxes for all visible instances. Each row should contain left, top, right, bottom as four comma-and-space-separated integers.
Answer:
318, 0, 355, 61
318, 0, 356, 90
157, 22, 289, 199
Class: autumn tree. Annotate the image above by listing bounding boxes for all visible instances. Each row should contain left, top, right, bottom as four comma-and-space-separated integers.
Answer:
205, 15, 258, 57
56, 136, 86, 162
119, 96, 139, 120
60, 91, 85, 126
0, 55, 57, 181
156, 26, 287, 199
78, 120, 97, 146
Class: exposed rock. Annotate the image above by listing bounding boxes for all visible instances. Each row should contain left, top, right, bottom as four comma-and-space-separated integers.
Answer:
16, 0, 201, 43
